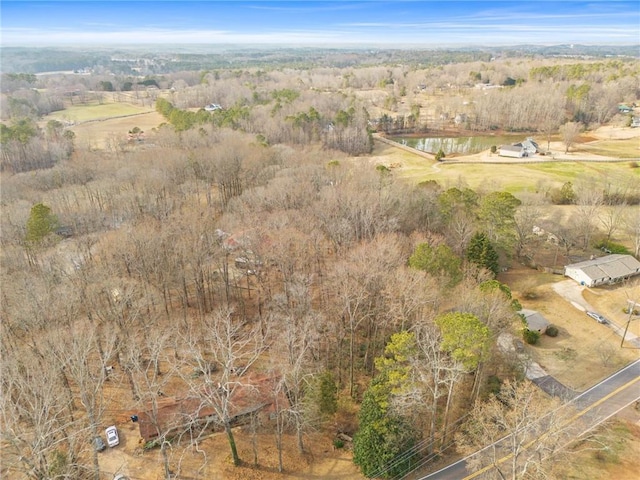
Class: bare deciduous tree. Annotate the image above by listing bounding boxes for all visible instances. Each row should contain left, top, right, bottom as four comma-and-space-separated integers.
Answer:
457, 380, 575, 480
559, 121, 583, 154
182, 307, 267, 467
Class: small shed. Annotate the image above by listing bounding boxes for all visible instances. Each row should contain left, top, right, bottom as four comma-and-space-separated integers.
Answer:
499, 144, 525, 158
564, 254, 640, 287
520, 309, 550, 334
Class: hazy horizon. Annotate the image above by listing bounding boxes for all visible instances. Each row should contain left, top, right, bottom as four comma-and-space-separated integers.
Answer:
2, 1, 639, 48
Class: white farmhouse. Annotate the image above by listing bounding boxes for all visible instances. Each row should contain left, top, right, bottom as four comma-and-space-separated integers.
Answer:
564, 254, 640, 287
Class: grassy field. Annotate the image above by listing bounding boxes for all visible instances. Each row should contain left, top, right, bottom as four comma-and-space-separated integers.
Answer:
69, 111, 166, 150
367, 142, 640, 193
47, 101, 153, 123
582, 138, 640, 159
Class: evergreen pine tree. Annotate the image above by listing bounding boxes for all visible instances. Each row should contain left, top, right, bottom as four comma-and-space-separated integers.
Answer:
25, 203, 58, 244
466, 232, 499, 277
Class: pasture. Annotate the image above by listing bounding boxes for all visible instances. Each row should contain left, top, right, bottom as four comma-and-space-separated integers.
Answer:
368, 141, 640, 193
47, 100, 153, 123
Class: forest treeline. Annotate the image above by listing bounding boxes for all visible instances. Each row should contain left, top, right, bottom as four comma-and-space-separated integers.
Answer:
1, 53, 640, 479
2, 44, 638, 74
3, 53, 639, 141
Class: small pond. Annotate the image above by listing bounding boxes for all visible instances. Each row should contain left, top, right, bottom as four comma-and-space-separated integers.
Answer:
392, 135, 528, 155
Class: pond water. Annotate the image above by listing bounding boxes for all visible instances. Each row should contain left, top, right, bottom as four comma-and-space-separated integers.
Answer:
392, 135, 527, 155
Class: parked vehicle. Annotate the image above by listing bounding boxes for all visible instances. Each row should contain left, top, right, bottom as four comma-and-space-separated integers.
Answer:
93, 436, 106, 452
586, 311, 607, 324
105, 425, 119, 447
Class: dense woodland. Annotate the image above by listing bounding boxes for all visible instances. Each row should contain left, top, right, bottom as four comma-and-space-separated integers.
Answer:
1, 48, 640, 479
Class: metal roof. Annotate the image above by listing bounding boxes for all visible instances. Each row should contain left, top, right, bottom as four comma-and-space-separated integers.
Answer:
565, 254, 640, 281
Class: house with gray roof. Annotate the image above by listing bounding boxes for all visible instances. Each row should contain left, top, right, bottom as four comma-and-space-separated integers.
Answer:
499, 138, 538, 158
520, 309, 550, 334
564, 254, 640, 287
499, 144, 525, 158
515, 138, 539, 155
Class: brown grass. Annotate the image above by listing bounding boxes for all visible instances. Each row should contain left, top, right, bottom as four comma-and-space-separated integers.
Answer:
500, 264, 640, 391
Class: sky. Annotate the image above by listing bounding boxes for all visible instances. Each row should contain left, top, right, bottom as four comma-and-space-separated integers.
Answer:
1, 1, 639, 47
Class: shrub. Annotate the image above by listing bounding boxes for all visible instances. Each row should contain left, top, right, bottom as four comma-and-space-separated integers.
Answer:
546, 325, 559, 337
523, 328, 540, 345
490, 145, 497, 154
486, 375, 502, 396
630, 161, 638, 169
435, 148, 446, 161
144, 440, 159, 450
333, 438, 345, 449
593, 240, 630, 255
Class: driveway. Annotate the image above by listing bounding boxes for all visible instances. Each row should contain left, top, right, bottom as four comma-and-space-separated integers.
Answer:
551, 280, 594, 312
552, 280, 640, 348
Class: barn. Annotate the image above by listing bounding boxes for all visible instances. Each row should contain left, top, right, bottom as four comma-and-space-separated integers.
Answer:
499, 144, 525, 158
564, 254, 640, 287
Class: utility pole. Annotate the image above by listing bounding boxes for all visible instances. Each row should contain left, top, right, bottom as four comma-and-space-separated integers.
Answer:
621, 299, 637, 347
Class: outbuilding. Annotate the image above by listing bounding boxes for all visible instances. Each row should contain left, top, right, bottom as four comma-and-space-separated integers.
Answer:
520, 309, 550, 334
499, 144, 525, 158
564, 254, 640, 287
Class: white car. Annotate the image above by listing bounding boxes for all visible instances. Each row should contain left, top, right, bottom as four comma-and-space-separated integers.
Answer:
105, 426, 119, 447
586, 311, 607, 324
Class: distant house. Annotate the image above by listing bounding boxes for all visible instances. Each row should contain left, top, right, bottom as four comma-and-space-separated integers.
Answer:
499, 144, 525, 158
515, 138, 539, 155
454, 113, 467, 126
499, 138, 538, 158
631, 116, 640, 128
618, 104, 633, 113
564, 254, 640, 287
520, 309, 550, 334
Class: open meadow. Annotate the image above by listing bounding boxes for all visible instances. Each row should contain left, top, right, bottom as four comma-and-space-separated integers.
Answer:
364, 137, 640, 193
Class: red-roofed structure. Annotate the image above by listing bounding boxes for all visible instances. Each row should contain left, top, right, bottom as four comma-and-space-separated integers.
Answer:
136, 374, 281, 442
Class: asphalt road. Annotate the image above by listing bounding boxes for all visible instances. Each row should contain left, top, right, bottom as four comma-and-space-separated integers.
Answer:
419, 359, 640, 480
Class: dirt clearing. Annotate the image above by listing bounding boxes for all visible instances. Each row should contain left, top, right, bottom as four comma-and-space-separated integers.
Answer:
98, 424, 363, 480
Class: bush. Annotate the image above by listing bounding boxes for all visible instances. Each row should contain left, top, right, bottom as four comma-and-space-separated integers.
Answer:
523, 328, 540, 345
435, 148, 446, 161
490, 145, 497, 154
333, 438, 345, 449
630, 161, 639, 169
144, 440, 159, 450
486, 375, 502, 396
546, 325, 559, 337
593, 240, 630, 255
